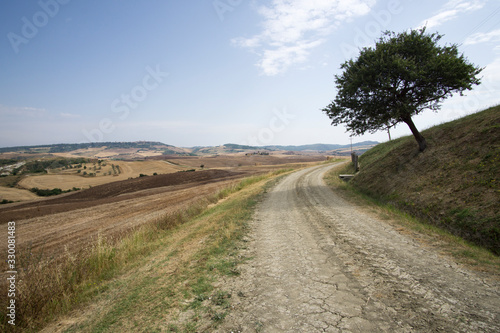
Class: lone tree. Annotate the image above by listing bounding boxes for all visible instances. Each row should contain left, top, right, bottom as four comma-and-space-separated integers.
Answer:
323, 28, 482, 152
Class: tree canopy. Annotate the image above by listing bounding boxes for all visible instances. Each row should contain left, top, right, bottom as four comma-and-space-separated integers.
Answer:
323, 28, 483, 152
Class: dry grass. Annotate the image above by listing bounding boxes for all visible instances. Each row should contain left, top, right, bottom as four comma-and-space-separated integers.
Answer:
0, 177, 243, 263
0, 169, 293, 332
347, 105, 500, 255
0, 187, 39, 202
17, 160, 184, 191
325, 162, 500, 276
151, 155, 328, 169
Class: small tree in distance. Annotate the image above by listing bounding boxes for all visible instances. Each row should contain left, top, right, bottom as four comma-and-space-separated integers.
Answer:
323, 28, 483, 152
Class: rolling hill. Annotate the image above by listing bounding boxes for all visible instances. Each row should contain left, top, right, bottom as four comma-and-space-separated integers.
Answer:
347, 105, 500, 254
264, 141, 379, 152
0, 141, 192, 158
0, 141, 379, 159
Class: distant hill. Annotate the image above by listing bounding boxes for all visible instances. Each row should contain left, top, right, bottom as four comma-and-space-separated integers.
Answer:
0, 141, 192, 158
191, 144, 262, 155
348, 105, 500, 254
192, 142, 379, 156
264, 141, 379, 153
0, 141, 171, 153
0, 140, 379, 158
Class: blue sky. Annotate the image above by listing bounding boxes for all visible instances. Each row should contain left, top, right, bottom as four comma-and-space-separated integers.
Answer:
1, 0, 499, 148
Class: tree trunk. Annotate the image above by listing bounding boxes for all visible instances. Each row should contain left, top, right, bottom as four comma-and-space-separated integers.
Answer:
403, 116, 427, 152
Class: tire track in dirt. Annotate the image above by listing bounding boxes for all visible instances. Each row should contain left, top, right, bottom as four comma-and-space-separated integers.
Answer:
218, 164, 500, 332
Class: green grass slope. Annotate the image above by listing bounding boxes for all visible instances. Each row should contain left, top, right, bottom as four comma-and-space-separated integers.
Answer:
350, 105, 500, 255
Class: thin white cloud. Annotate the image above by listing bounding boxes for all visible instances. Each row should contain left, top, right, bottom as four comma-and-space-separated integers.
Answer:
233, 0, 376, 76
419, 0, 485, 29
0, 105, 47, 118
258, 39, 324, 76
483, 55, 500, 83
59, 112, 81, 119
464, 28, 500, 45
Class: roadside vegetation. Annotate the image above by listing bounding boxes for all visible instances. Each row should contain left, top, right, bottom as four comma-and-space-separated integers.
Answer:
0, 168, 294, 332
325, 105, 499, 268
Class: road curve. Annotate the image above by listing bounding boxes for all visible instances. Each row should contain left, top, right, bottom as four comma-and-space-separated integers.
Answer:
218, 163, 500, 332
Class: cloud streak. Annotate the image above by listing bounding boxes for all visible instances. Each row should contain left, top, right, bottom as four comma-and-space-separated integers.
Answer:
233, 0, 376, 76
60, 112, 81, 119
419, 0, 485, 29
0, 105, 47, 118
464, 28, 500, 45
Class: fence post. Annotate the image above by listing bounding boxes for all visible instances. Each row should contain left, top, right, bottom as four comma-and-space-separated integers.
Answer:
351, 152, 359, 172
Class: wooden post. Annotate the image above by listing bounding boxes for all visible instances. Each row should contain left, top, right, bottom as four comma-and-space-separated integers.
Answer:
351, 152, 359, 172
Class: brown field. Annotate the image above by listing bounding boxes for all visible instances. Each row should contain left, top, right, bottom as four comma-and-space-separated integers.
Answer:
150, 154, 328, 168
17, 160, 185, 191
0, 187, 39, 202
0, 155, 329, 261
50, 145, 191, 159
11, 155, 326, 193
15, 155, 328, 192
0, 169, 247, 260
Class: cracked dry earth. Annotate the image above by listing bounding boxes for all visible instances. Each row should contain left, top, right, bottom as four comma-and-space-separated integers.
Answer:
216, 164, 500, 332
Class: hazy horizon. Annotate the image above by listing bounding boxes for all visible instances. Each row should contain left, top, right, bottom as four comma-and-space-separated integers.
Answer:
0, 139, 381, 150
1, 1, 499, 148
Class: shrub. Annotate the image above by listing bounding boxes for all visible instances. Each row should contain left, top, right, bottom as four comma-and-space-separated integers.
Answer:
30, 188, 64, 196
29, 187, 79, 197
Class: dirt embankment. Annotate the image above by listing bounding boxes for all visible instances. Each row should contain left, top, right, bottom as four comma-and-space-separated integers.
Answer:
349, 106, 500, 254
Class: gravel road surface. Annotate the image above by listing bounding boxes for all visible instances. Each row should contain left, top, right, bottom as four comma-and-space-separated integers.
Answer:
218, 164, 500, 332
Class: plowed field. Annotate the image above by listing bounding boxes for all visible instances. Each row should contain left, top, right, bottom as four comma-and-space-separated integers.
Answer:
18, 160, 184, 190
0, 154, 328, 263
0, 169, 246, 258
149, 154, 327, 168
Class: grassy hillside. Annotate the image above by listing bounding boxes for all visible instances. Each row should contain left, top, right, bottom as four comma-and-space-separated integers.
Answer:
349, 105, 499, 255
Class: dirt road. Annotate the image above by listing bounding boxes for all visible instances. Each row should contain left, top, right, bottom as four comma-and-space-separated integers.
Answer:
218, 164, 500, 332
